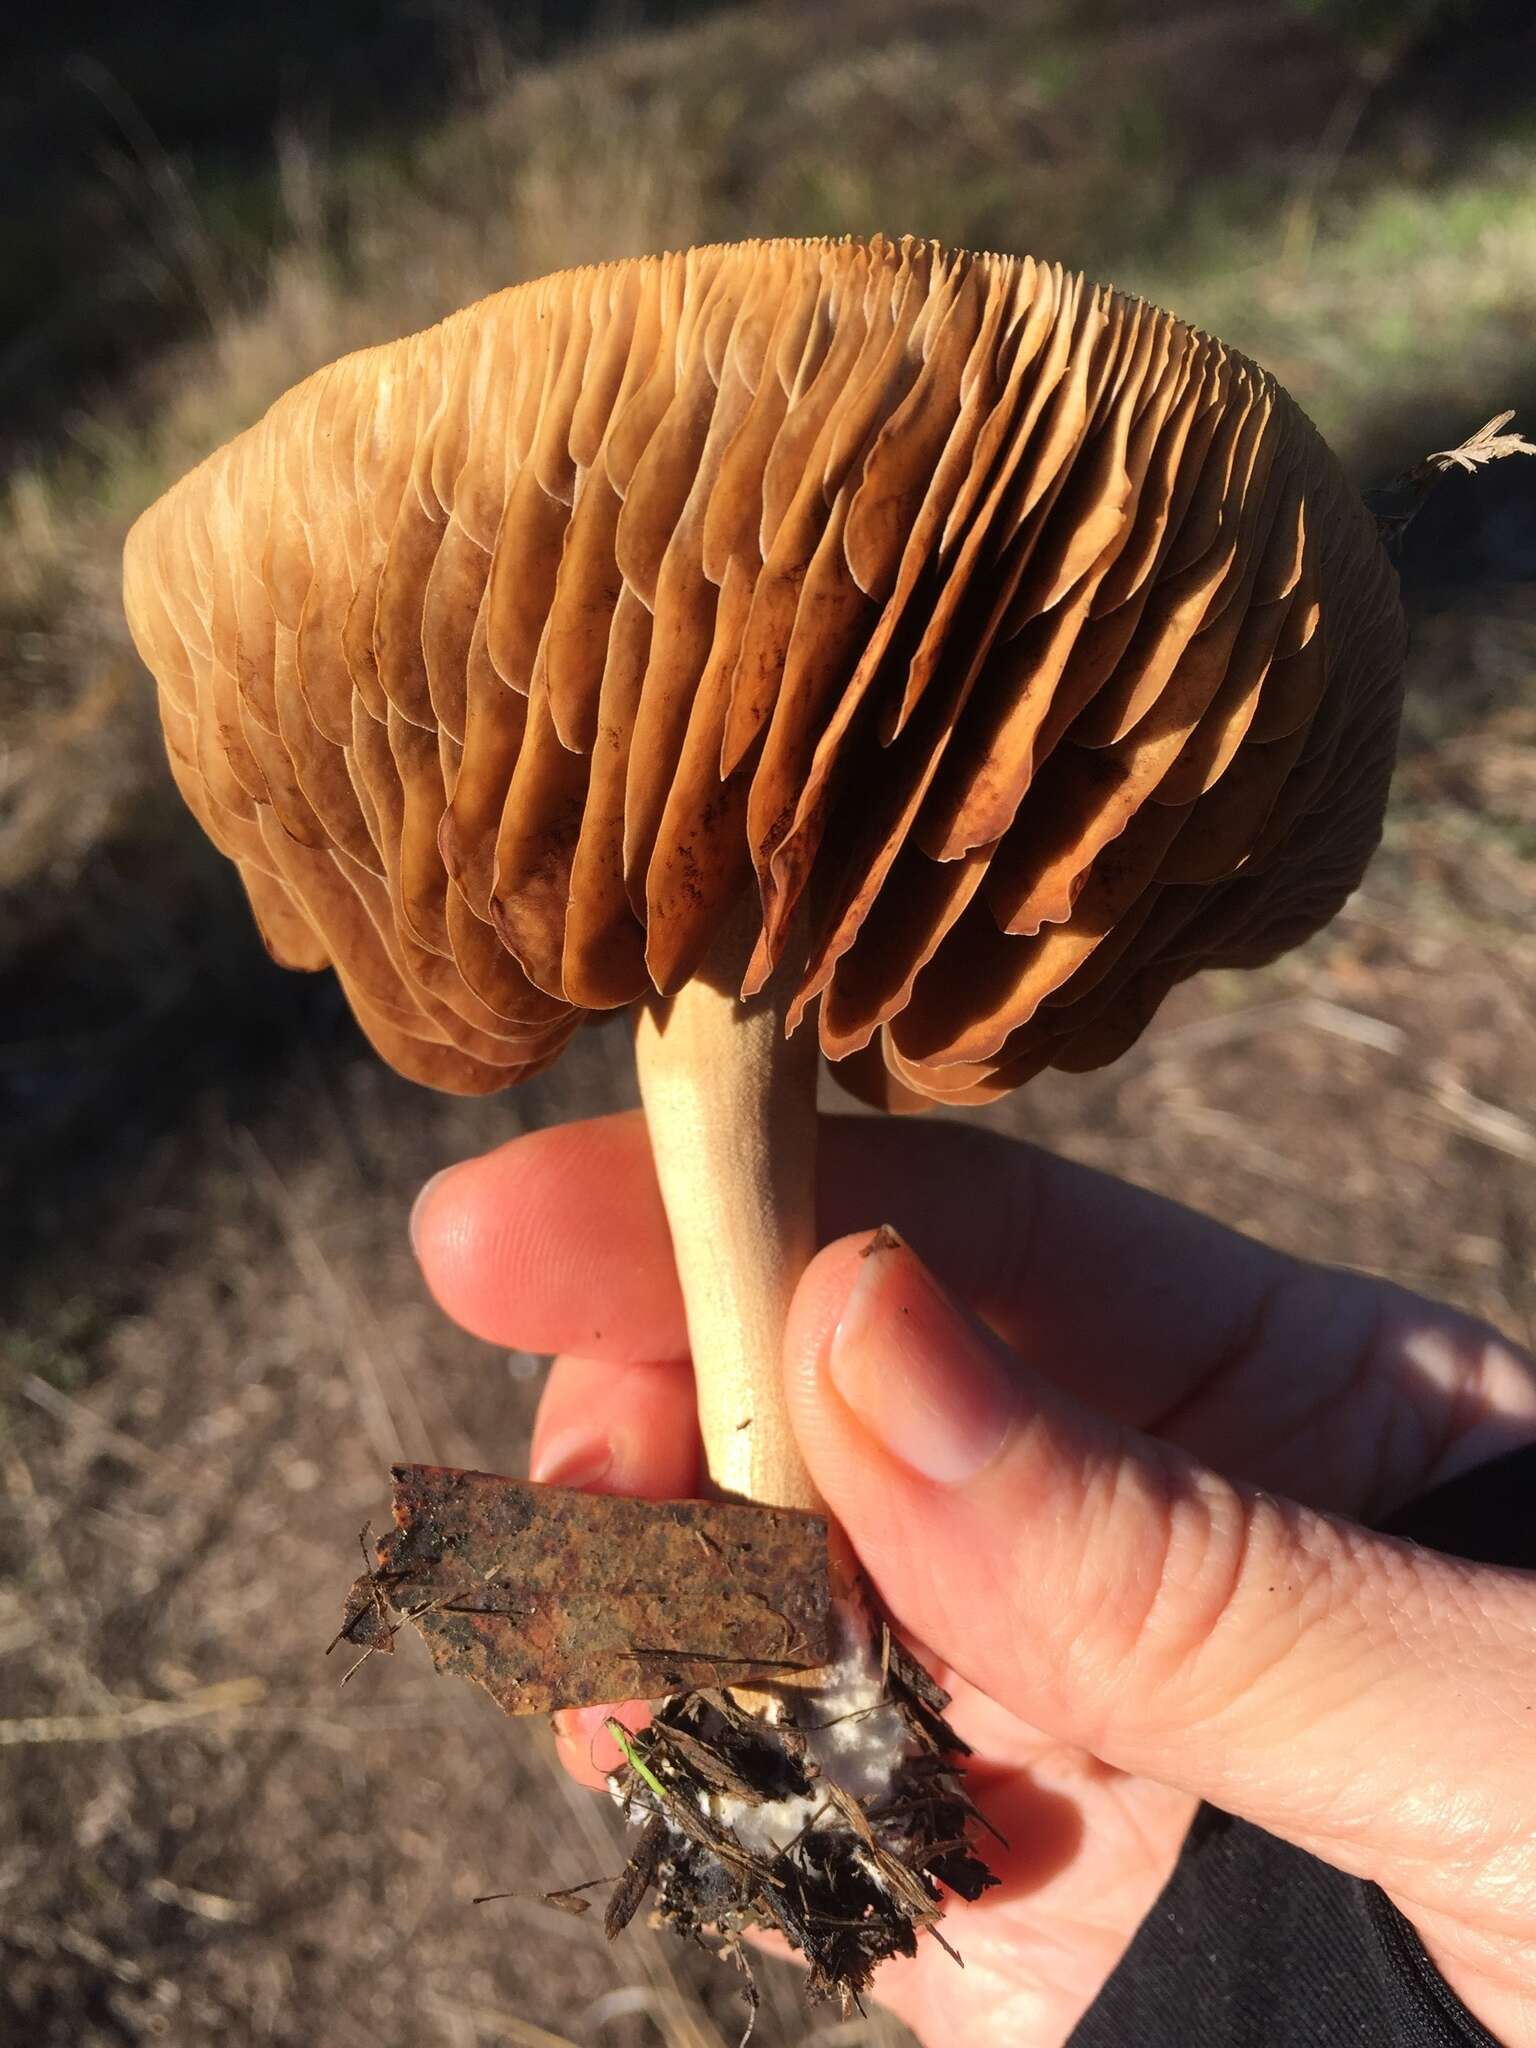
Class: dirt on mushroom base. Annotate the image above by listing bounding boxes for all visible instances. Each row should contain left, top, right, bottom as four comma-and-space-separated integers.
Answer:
326, 1426, 996, 2007
602, 1625, 996, 2007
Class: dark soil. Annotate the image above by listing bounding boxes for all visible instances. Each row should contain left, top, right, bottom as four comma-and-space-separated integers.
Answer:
605, 1636, 995, 2008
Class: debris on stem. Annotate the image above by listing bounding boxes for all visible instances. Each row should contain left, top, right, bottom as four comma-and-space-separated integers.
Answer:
603, 1621, 999, 2008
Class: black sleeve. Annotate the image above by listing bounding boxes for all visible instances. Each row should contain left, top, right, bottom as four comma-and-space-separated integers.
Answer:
1067, 1444, 1536, 2048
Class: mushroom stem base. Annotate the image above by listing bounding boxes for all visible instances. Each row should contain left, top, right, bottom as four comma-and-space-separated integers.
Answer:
605, 1619, 997, 2007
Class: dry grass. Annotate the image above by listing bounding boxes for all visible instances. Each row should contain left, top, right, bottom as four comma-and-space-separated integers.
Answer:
2, 1, 1533, 2042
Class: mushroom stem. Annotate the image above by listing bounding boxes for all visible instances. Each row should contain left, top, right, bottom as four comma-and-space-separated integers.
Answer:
632, 900, 823, 1518
625, 917, 985, 1972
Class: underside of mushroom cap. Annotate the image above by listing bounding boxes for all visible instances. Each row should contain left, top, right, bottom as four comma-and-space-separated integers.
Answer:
123, 234, 1407, 1106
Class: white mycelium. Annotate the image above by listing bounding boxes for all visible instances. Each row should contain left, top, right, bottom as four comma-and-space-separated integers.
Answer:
611, 1627, 923, 1870
709, 1638, 912, 1854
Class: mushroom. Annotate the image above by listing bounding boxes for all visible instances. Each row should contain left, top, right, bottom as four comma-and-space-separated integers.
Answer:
122, 235, 1407, 1990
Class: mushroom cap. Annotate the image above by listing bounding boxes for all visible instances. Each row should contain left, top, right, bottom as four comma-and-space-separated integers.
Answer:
123, 236, 1405, 1108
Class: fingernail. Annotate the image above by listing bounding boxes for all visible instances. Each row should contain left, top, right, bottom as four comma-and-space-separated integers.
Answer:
531, 1428, 614, 1490
409, 1166, 456, 1258
828, 1231, 1018, 1485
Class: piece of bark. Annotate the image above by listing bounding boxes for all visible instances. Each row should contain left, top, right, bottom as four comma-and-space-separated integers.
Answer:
334, 1463, 831, 1715
605, 1814, 668, 1940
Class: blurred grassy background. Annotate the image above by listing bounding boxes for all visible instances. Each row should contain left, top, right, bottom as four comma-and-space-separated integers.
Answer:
2, 2, 1533, 2044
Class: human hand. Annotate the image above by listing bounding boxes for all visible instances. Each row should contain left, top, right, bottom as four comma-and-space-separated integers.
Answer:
412, 1110, 1536, 2045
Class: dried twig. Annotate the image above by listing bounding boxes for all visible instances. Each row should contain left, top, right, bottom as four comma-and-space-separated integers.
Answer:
235, 1127, 416, 1468
1425, 412, 1536, 476
19, 1373, 193, 1478
0, 1675, 266, 1746
1, 1443, 117, 1713
419, 1996, 582, 2048
1281, 31, 1410, 275
1369, 410, 1536, 550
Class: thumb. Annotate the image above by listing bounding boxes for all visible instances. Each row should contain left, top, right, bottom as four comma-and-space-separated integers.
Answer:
784, 1229, 1536, 1913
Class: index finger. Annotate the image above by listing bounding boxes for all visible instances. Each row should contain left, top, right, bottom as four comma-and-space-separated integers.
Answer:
410, 1108, 1299, 1428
